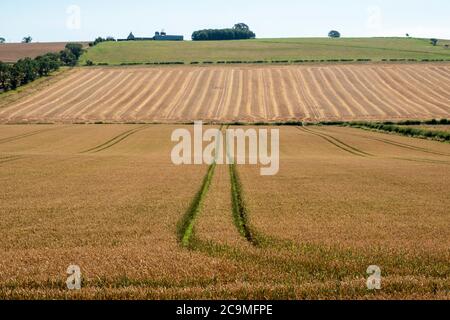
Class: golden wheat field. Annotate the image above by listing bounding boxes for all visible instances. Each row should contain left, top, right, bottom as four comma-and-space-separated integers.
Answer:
0, 124, 449, 299
0, 64, 449, 124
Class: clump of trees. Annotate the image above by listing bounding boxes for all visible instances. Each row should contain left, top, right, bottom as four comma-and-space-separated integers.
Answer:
59, 43, 84, 66
0, 37, 5, 44
192, 23, 256, 41
0, 43, 84, 92
89, 36, 116, 47
328, 30, 341, 38
430, 38, 438, 46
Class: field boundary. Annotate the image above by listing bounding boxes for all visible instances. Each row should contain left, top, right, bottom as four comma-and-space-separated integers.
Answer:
342, 122, 450, 143
81, 60, 450, 68
366, 135, 450, 156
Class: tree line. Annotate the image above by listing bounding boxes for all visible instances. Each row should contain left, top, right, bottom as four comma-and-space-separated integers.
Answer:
89, 36, 116, 47
192, 23, 256, 41
0, 43, 84, 92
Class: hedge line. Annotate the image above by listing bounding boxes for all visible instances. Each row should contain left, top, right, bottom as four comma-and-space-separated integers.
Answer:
317, 119, 449, 126
343, 121, 450, 142
85, 58, 378, 67
85, 57, 450, 67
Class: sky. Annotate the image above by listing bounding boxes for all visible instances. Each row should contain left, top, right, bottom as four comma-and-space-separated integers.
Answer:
1, 0, 450, 42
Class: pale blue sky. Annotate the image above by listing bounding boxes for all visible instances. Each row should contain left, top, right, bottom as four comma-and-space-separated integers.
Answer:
1, 0, 449, 42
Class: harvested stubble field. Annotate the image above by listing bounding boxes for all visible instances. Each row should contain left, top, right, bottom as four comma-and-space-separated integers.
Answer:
0, 124, 449, 299
0, 63, 449, 124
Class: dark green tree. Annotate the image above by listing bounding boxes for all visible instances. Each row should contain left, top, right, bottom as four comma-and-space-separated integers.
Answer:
0, 37, 5, 44
16, 58, 38, 84
430, 38, 438, 46
65, 43, 84, 59
59, 49, 77, 66
93, 37, 105, 45
10, 63, 24, 89
234, 23, 250, 31
0, 62, 11, 90
35, 55, 60, 76
328, 30, 341, 38
22, 36, 32, 43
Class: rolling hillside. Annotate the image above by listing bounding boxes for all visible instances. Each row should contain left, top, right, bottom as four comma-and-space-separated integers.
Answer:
80, 37, 450, 65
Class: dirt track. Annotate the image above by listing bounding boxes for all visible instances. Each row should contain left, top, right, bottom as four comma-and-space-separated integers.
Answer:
0, 64, 449, 123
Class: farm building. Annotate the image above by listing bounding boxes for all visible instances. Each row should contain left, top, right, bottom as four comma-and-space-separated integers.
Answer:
118, 31, 183, 42
154, 31, 184, 41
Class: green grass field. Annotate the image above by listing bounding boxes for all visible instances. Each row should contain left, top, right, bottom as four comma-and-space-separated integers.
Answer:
80, 37, 450, 65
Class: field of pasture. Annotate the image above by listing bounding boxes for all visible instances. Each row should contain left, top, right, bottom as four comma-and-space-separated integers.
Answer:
80, 37, 450, 65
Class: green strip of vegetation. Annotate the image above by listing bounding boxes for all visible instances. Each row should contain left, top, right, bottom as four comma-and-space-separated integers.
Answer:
339, 121, 450, 142
303, 119, 450, 142
229, 163, 260, 246
314, 118, 449, 126
178, 163, 217, 248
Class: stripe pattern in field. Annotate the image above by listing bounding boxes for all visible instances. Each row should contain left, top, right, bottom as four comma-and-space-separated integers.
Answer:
0, 64, 449, 123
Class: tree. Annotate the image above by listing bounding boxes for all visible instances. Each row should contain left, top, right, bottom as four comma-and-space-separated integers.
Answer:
9, 63, 24, 89
35, 54, 60, 76
0, 37, 5, 44
15, 58, 38, 84
430, 38, 438, 46
93, 37, 105, 46
328, 30, 341, 38
65, 43, 84, 59
60, 49, 77, 66
0, 62, 11, 90
127, 32, 135, 41
22, 36, 32, 43
234, 23, 250, 31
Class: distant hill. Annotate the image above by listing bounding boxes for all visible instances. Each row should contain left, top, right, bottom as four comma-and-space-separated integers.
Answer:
80, 37, 450, 65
